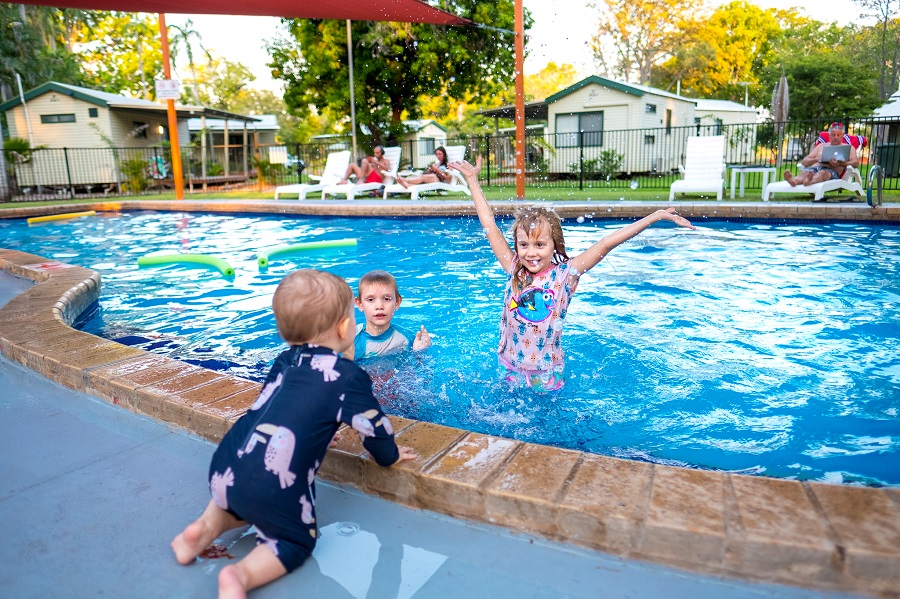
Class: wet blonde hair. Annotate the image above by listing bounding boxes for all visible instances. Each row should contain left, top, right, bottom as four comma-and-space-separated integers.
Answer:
357, 270, 401, 299
510, 206, 569, 295
272, 269, 353, 345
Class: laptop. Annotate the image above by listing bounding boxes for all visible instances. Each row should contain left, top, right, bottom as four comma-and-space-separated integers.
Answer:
820, 144, 851, 163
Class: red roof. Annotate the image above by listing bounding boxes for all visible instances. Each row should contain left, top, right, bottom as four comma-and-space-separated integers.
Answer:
17, 0, 471, 25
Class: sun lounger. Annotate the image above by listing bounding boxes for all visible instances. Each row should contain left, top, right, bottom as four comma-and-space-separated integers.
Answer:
274, 150, 351, 200
382, 145, 470, 200
321, 146, 402, 200
669, 136, 726, 201
763, 165, 864, 202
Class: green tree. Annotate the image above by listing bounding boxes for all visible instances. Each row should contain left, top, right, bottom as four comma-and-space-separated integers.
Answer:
267, 1, 527, 143
761, 52, 880, 121
590, 0, 695, 85
168, 18, 212, 105
654, 2, 784, 102
855, 0, 900, 100
78, 13, 162, 99
524, 62, 580, 101
0, 5, 85, 102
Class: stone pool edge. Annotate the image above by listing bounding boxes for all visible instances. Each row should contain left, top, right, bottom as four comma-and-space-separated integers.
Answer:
2, 204, 900, 596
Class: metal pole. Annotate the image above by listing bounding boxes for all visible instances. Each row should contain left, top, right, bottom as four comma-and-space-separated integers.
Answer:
63, 147, 74, 197
0, 104, 9, 201
514, 0, 525, 199
15, 72, 42, 195
347, 20, 358, 160
158, 13, 185, 199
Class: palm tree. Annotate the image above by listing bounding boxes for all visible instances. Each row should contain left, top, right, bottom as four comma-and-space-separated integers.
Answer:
168, 19, 212, 105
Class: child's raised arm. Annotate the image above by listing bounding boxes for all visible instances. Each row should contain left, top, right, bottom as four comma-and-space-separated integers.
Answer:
451, 160, 514, 272
570, 208, 695, 274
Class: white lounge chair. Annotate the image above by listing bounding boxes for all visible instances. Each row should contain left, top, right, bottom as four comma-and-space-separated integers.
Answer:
669, 136, 726, 201
273, 150, 351, 200
762, 165, 864, 202
381, 145, 471, 200
321, 146, 402, 200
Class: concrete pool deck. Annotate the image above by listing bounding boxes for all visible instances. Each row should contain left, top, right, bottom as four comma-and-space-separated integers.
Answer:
1, 197, 899, 597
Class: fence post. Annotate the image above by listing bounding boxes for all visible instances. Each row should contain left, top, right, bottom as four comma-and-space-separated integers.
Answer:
63, 147, 74, 197
579, 131, 584, 191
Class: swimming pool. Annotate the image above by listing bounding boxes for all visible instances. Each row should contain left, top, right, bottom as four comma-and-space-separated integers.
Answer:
4, 211, 899, 486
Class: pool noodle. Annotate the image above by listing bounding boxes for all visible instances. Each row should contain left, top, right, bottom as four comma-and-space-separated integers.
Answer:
257, 238, 357, 267
138, 253, 235, 277
27, 210, 97, 225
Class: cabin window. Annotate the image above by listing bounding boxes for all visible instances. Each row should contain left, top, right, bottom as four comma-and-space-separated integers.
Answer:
555, 111, 604, 147
132, 122, 149, 138
645, 104, 657, 114
645, 135, 656, 145
40, 113, 76, 124
665, 109, 673, 134
421, 137, 436, 155
88, 108, 98, 118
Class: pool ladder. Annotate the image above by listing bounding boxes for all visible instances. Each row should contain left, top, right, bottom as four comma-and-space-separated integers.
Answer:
867, 165, 883, 207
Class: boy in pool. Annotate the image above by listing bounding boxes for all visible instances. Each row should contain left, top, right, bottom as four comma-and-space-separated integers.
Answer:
345, 270, 432, 361
450, 159, 695, 391
171, 269, 417, 598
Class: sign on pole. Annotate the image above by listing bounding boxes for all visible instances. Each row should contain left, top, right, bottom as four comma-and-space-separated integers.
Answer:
155, 79, 180, 100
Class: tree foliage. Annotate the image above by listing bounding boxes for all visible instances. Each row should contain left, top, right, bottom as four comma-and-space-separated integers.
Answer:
267, 0, 528, 143
855, 0, 900, 100
654, 2, 784, 102
590, 0, 695, 85
0, 4, 87, 102
78, 13, 162, 100
759, 52, 880, 121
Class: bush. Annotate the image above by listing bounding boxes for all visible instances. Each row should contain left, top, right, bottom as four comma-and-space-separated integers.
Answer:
120, 158, 149, 193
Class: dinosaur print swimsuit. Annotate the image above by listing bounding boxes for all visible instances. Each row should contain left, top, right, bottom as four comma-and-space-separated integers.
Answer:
207, 344, 399, 572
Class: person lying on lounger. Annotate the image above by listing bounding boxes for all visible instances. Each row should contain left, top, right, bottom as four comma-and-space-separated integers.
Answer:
396, 146, 453, 189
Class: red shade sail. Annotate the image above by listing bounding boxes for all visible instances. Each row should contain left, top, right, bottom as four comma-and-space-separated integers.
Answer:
16, 0, 471, 25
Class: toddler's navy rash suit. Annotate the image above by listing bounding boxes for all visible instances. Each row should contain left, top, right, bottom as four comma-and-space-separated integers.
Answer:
207, 343, 400, 572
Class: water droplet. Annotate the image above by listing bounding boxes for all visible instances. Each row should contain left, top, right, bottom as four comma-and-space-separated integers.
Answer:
607, 208, 612, 212
551, 320, 563, 331
576, 216, 584, 223
630, 180, 639, 190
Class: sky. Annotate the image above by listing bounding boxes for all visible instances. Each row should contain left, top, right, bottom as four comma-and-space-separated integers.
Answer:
166, 0, 872, 94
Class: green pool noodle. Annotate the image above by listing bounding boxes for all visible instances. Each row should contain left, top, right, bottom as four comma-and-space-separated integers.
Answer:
137, 253, 235, 277
257, 238, 358, 268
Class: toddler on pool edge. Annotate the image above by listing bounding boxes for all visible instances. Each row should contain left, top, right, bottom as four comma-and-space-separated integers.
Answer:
345, 269, 431, 361
170, 269, 417, 598
450, 159, 696, 391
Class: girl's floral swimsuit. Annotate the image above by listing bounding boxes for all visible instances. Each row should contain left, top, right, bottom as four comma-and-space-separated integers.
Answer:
498, 257, 579, 391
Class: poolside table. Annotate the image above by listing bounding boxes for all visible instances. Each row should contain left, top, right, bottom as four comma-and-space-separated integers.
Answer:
728, 165, 777, 200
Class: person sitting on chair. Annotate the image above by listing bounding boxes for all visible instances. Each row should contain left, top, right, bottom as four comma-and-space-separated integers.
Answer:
784, 122, 859, 187
337, 145, 389, 185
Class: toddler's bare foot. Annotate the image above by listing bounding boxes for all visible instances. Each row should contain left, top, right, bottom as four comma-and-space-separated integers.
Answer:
783, 171, 798, 187
171, 521, 210, 565
218, 565, 248, 599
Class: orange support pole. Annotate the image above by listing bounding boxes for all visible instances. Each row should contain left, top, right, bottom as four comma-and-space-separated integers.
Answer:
158, 13, 184, 200
514, 0, 525, 199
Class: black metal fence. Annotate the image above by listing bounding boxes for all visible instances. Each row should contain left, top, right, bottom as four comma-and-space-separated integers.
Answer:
2, 116, 895, 201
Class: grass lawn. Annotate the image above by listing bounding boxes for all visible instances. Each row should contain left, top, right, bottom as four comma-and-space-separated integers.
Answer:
0, 183, 749, 210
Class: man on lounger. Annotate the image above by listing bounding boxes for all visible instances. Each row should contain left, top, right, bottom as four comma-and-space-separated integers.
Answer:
783, 122, 859, 187
337, 145, 390, 185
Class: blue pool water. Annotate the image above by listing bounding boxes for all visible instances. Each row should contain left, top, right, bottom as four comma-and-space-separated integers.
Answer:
3, 211, 899, 486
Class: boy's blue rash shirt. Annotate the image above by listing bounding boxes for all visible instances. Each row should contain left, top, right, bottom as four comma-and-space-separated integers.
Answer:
354, 323, 413, 359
